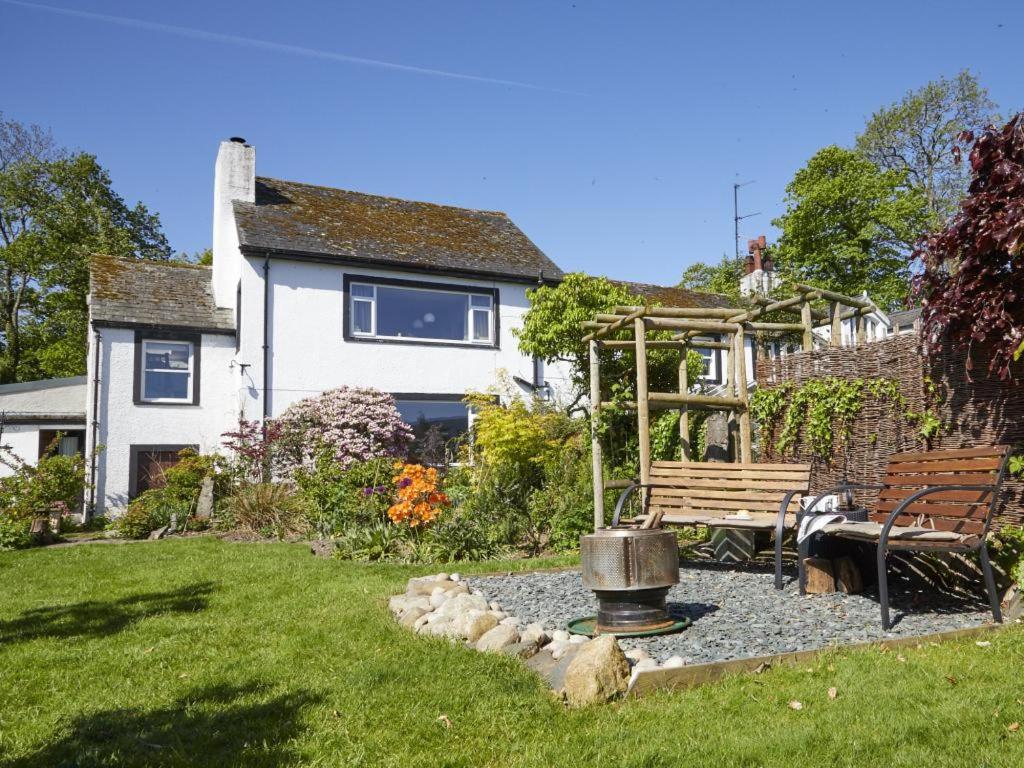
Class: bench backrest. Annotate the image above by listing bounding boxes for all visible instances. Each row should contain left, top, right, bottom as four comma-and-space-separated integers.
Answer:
647, 461, 812, 519
874, 446, 1012, 535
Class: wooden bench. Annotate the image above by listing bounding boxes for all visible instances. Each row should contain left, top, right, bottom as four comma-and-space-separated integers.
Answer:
798, 445, 1012, 629
611, 460, 811, 584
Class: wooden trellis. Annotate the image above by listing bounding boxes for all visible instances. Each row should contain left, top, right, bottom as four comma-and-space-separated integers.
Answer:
581, 284, 876, 530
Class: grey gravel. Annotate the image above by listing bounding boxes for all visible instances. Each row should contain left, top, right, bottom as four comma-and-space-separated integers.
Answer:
469, 563, 991, 665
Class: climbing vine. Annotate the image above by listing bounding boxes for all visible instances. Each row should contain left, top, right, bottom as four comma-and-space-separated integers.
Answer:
751, 377, 910, 461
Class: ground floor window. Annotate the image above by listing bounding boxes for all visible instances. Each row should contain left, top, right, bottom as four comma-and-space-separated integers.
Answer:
393, 396, 470, 465
38, 429, 85, 461
129, 444, 196, 497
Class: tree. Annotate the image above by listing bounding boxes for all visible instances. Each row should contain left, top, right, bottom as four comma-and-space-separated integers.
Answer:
0, 114, 172, 382
772, 146, 930, 311
915, 113, 1024, 380
678, 254, 744, 302
856, 70, 999, 224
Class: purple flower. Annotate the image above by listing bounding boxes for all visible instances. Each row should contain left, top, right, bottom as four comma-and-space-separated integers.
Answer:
362, 487, 375, 496
398, 477, 413, 489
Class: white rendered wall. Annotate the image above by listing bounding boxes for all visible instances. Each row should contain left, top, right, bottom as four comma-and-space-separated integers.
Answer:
235, 257, 574, 418
212, 140, 255, 309
89, 327, 240, 514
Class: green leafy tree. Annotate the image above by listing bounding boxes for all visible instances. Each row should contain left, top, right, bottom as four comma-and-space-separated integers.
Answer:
0, 114, 172, 382
856, 70, 999, 224
772, 146, 930, 311
678, 254, 744, 302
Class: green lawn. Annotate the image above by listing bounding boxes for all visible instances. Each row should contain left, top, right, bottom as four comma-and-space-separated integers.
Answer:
1, 538, 1023, 767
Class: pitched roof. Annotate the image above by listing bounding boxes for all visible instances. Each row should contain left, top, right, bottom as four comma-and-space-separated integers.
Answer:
0, 376, 86, 422
232, 177, 563, 283
611, 279, 737, 310
90, 255, 235, 333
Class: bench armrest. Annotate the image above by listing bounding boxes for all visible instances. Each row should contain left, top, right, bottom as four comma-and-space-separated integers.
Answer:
610, 481, 684, 527
878, 484, 996, 547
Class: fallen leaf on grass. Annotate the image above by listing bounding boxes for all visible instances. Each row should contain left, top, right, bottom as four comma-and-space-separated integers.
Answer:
143, 647, 155, 654
788, 700, 804, 711
438, 715, 453, 729
828, 687, 838, 700
945, 676, 958, 686
896, 654, 907, 663
976, 641, 992, 647
178, 673, 189, 679
753, 662, 771, 675
1009, 722, 1020, 733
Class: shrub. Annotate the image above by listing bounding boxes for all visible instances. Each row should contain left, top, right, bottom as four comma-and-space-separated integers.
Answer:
0, 514, 32, 550
294, 454, 394, 537
223, 483, 309, 539
113, 449, 219, 539
0, 449, 86, 521
274, 387, 413, 476
332, 518, 403, 562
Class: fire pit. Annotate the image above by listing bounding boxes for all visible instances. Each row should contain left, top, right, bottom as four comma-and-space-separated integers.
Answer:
570, 527, 688, 637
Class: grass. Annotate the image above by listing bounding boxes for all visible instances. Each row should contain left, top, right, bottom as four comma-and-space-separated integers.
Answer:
1, 538, 1023, 767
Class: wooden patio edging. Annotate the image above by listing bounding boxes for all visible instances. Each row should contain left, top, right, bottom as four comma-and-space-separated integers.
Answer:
625, 621, 1008, 698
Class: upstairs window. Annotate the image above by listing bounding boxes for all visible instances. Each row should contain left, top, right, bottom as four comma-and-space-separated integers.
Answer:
134, 331, 201, 406
347, 278, 497, 346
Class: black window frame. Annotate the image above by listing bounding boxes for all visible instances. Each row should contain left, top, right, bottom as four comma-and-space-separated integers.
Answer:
133, 329, 202, 407
343, 274, 500, 350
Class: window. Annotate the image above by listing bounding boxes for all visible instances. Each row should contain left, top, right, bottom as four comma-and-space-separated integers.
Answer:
394, 397, 471, 464
130, 444, 197, 497
347, 278, 497, 345
134, 331, 201, 406
691, 338, 721, 383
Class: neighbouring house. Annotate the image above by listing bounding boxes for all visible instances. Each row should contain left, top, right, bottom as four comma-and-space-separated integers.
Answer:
71, 137, 585, 515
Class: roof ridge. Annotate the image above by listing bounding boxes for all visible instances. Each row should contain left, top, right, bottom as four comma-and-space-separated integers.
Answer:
256, 176, 510, 218
91, 253, 212, 271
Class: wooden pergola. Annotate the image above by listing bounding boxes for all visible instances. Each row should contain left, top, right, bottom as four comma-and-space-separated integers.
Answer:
581, 283, 876, 530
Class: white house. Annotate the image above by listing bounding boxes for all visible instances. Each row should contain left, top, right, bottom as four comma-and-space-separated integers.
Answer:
73, 137, 576, 515
0, 377, 87, 478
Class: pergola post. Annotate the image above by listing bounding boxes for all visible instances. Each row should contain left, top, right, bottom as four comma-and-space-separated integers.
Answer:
801, 301, 814, 351
830, 301, 842, 348
678, 343, 690, 461
734, 327, 752, 463
589, 339, 604, 531
634, 317, 651, 493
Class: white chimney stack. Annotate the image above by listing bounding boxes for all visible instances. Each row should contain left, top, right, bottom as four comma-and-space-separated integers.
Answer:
212, 137, 255, 309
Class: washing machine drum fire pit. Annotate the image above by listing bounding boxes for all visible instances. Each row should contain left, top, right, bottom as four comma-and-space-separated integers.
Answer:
576, 528, 685, 636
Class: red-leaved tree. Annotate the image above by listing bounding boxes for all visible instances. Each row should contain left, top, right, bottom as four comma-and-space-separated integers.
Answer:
914, 113, 1024, 379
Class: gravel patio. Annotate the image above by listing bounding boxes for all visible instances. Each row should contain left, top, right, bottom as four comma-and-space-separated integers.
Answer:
470, 561, 994, 665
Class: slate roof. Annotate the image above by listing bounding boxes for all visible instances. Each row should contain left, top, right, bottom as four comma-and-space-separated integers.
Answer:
611, 279, 737, 310
232, 177, 563, 283
90, 255, 236, 333
0, 376, 86, 422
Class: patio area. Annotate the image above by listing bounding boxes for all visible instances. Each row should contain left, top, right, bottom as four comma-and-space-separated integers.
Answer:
471, 561, 994, 665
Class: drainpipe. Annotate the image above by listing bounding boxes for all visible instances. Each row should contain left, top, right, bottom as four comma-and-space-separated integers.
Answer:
261, 254, 270, 480
87, 328, 101, 519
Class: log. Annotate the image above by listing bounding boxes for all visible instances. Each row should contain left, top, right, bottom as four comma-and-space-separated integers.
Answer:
835, 556, 863, 594
803, 558, 836, 594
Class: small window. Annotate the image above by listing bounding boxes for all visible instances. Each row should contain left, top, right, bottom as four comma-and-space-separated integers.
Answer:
348, 279, 496, 345
141, 340, 194, 403
692, 338, 719, 383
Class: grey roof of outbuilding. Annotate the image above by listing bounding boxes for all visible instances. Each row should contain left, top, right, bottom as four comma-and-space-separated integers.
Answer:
232, 177, 564, 283
889, 307, 922, 325
0, 376, 86, 422
90, 255, 236, 333
610, 279, 737, 310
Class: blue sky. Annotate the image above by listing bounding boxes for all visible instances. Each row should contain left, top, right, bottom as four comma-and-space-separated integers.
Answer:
2, 0, 1021, 286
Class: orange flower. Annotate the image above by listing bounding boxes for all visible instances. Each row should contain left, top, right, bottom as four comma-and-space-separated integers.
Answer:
386, 462, 450, 527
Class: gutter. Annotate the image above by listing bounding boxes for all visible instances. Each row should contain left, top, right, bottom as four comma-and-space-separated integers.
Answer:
87, 328, 101, 519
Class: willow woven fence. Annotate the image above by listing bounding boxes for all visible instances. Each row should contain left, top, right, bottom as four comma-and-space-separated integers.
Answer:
756, 334, 1024, 529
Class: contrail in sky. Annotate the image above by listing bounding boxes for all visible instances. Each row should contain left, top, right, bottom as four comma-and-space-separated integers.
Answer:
1, 0, 576, 94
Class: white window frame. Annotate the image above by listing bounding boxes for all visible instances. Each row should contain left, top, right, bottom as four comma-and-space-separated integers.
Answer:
691, 337, 719, 382
140, 339, 195, 404
348, 281, 496, 345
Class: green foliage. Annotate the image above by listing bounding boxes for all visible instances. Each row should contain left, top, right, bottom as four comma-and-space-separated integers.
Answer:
294, 455, 394, 537
0, 444, 86, 524
751, 377, 908, 461
332, 517, 403, 562
678, 254, 745, 302
114, 450, 218, 539
222, 483, 310, 539
992, 525, 1024, 587
0, 513, 32, 549
856, 70, 999, 224
515, 272, 636, 394
772, 145, 931, 311
1009, 454, 1024, 478
0, 114, 173, 382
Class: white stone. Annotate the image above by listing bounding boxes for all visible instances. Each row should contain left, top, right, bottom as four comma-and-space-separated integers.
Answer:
426, 617, 454, 636
389, 594, 430, 616
551, 629, 570, 643
405, 575, 450, 597
450, 572, 461, 582
568, 635, 589, 644
451, 610, 499, 642
472, 589, 484, 597
475, 624, 521, 652
662, 655, 685, 669
489, 601, 502, 612
633, 658, 658, 672
550, 641, 572, 661
435, 593, 489, 620
429, 592, 449, 610
488, 610, 507, 621
624, 648, 650, 663
521, 623, 549, 647
399, 607, 427, 628
563, 635, 630, 707
413, 614, 431, 630
437, 572, 449, 581
499, 616, 522, 626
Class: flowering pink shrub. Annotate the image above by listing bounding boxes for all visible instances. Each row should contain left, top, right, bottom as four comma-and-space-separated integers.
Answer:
221, 419, 286, 482
274, 387, 413, 475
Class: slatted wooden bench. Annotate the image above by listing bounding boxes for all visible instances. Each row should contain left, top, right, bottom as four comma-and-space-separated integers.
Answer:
611, 460, 812, 583
798, 445, 1012, 629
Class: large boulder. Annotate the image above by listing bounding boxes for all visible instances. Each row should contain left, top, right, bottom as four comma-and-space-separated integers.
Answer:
521, 623, 549, 647
562, 635, 629, 707
406, 575, 451, 596
475, 624, 520, 653
451, 610, 498, 642
435, 592, 489, 620
389, 594, 431, 616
